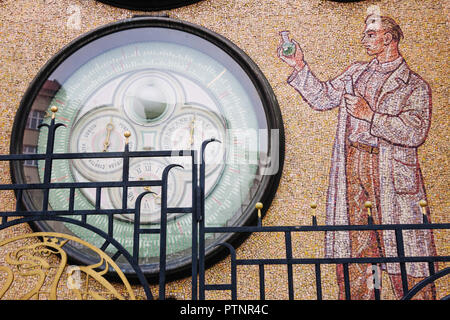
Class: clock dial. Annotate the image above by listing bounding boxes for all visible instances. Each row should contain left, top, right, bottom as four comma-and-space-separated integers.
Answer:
11, 18, 284, 277
114, 70, 183, 127
160, 105, 226, 177
69, 106, 137, 180
109, 159, 184, 224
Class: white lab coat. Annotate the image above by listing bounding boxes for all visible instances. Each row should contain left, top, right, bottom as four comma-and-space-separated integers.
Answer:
288, 59, 435, 277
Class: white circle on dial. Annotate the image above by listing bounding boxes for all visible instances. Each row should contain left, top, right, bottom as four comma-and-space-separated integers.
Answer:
69, 106, 137, 181
114, 70, 184, 127
160, 105, 226, 178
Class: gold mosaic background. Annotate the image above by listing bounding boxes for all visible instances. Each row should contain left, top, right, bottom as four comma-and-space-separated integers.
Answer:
0, 0, 448, 299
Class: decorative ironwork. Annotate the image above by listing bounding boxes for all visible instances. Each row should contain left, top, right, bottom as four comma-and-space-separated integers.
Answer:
198, 202, 450, 300
0, 232, 136, 300
0, 107, 448, 300
0, 106, 199, 300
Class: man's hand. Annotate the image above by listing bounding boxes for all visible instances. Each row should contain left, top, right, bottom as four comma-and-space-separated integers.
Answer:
277, 39, 305, 71
344, 93, 374, 122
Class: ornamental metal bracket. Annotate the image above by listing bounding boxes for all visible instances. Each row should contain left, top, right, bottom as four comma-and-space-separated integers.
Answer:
0, 232, 137, 300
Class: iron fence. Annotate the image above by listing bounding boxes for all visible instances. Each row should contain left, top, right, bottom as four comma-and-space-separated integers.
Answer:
0, 111, 448, 300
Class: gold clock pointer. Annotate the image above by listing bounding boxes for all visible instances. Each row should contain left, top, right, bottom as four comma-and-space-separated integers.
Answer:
102, 120, 114, 152
139, 178, 162, 205
189, 114, 196, 146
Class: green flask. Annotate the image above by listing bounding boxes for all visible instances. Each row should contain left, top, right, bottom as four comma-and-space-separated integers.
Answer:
280, 31, 296, 57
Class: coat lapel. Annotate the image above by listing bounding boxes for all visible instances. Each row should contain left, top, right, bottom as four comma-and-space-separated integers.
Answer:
377, 60, 410, 106
351, 62, 369, 85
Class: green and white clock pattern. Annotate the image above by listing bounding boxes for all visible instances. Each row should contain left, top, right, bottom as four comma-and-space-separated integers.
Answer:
37, 41, 260, 263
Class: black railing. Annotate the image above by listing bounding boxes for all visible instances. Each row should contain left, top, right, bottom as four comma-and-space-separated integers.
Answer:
199, 223, 450, 300
0, 109, 448, 300
0, 108, 206, 300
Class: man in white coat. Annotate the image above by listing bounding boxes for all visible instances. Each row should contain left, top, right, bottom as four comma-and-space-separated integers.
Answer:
278, 15, 436, 299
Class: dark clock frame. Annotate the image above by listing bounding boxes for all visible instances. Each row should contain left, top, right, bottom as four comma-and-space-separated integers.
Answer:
96, 0, 203, 11
10, 17, 285, 282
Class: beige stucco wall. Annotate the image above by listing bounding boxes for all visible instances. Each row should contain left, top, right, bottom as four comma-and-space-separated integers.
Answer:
0, 0, 448, 299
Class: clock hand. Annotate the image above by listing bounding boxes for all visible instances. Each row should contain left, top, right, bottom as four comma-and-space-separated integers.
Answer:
189, 114, 196, 146
140, 178, 162, 204
102, 120, 114, 152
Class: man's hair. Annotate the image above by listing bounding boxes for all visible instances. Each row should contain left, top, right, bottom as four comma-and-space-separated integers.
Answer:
365, 15, 404, 43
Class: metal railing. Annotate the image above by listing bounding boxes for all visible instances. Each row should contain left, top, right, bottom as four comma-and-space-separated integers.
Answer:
0, 107, 448, 300
198, 202, 450, 300
0, 107, 204, 300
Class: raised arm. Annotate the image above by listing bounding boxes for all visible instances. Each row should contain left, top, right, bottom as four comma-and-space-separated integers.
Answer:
278, 39, 361, 111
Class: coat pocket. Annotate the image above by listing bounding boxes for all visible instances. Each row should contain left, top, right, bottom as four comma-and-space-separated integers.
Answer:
392, 151, 419, 194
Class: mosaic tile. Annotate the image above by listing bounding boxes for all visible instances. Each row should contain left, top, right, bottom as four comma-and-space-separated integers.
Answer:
0, 0, 448, 300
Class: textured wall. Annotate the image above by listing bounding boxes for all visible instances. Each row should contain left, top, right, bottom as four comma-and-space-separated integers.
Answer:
0, 0, 448, 299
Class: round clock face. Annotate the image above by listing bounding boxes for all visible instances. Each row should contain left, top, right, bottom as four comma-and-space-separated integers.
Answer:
11, 18, 284, 278
96, 0, 203, 11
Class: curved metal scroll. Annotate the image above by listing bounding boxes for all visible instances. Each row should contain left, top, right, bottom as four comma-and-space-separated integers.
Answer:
402, 267, 450, 300
0, 232, 138, 300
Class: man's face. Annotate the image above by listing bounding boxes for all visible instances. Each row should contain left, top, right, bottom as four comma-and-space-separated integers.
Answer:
361, 23, 387, 56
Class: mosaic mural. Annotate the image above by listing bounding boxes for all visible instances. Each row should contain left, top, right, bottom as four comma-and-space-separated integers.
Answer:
278, 14, 437, 300
0, 0, 448, 300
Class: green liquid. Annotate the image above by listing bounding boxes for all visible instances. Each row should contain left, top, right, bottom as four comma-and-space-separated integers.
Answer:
282, 42, 296, 57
